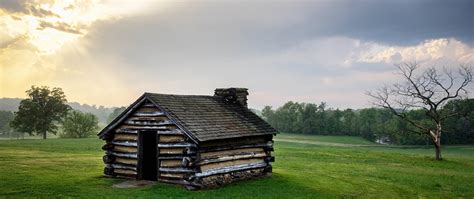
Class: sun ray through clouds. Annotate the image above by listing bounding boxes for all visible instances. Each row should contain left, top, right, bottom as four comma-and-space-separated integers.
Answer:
0, 0, 164, 101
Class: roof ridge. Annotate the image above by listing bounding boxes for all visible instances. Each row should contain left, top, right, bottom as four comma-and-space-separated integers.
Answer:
145, 92, 218, 98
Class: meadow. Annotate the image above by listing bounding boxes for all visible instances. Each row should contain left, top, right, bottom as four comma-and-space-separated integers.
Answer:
0, 134, 473, 198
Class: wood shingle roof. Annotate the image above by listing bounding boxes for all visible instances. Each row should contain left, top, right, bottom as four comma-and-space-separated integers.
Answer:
146, 93, 277, 142
98, 91, 277, 143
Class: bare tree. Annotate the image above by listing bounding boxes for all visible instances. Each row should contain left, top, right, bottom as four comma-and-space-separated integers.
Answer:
368, 63, 473, 160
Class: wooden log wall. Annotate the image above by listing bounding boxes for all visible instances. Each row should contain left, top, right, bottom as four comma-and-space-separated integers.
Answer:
156, 127, 197, 184
102, 102, 192, 180
187, 135, 275, 189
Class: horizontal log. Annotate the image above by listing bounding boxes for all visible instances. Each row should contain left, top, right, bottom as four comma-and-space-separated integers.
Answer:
159, 167, 195, 173
113, 145, 137, 153
157, 129, 183, 135
201, 148, 265, 159
106, 163, 137, 171
198, 152, 267, 165
159, 148, 186, 155
115, 128, 139, 134
159, 157, 192, 167
115, 169, 137, 175
133, 111, 165, 117
158, 143, 196, 148
158, 155, 195, 160
160, 173, 185, 179
118, 125, 174, 130
160, 160, 182, 167
195, 162, 268, 178
113, 134, 138, 141
200, 159, 265, 172
106, 151, 138, 159
124, 120, 173, 126
127, 116, 167, 121
111, 141, 138, 147
159, 135, 185, 143
116, 157, 137, 166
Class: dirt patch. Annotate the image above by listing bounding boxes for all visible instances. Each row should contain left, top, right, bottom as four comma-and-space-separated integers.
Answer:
112, 180, 156, 188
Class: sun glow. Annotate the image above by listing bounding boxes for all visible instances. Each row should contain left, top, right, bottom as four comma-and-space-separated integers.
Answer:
0, 0, 160, 55
0, 0, 163, 100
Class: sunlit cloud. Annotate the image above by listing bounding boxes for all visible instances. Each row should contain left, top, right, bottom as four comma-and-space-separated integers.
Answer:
0, 0, 161, 54
355, 38, 474, 66
0, 0, 161, 102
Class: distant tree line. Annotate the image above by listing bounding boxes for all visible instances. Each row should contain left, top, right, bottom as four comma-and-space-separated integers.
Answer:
0, 98, 116, 125
0, 87, 128, 140
0, 110, 23, 139
261, 99, 474, 145
0, 86, 102, 139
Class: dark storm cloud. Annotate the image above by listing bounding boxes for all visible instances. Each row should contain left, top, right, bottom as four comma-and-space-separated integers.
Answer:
85, 0, 473, 62
0, 0, 28, 13
0, 0, 60, 18
62, 0, 472, 108
297, 0, 474, 46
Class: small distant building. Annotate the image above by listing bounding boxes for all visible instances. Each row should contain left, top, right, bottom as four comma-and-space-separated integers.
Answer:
98, 88, 277, 190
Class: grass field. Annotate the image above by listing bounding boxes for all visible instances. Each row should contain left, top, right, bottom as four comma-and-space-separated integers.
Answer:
0, 135, 473, 198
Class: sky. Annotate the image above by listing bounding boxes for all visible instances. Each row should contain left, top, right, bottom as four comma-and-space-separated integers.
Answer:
1, 0, 473, 109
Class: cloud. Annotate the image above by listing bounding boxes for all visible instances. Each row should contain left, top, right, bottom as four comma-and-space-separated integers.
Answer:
355, 38, 474, 66
1, 0, 472, 109
0, 0, 29, 14
38, 21, 83, 34
0, 0, 60, 17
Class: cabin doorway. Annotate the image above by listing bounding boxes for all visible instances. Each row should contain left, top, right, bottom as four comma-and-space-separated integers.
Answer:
138, 131, 158, 181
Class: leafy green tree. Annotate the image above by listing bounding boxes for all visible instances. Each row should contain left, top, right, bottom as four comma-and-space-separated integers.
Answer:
61, 110, 99, 138
357, 108, 378, 141
300, 103, 318, 134
442, 99, 474, 144
341, 109, 357, 135
10, 86, 70, 139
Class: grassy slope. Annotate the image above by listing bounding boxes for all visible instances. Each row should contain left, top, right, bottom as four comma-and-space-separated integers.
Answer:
0, 136, 473, 198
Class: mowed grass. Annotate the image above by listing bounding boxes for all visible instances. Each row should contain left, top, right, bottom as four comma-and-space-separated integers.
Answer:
0, 135, 473, 198
276, 133, 377, 145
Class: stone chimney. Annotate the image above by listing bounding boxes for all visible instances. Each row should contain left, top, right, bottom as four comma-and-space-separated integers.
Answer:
214, 88, 249, 107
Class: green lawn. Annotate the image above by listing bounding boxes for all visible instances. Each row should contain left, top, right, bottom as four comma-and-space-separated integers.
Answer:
276, 133, 377, 145
0, 135, 473, 198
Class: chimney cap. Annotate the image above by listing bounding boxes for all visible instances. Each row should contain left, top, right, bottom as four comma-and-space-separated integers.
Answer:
214, 87, 248, 92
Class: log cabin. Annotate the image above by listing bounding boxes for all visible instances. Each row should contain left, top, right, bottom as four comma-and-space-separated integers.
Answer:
97, 88, 277, 190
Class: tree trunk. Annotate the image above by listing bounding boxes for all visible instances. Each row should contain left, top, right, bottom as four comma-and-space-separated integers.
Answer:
43, 131, 47, 139
434, 140, 442, 161
432, 124, 442, 161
